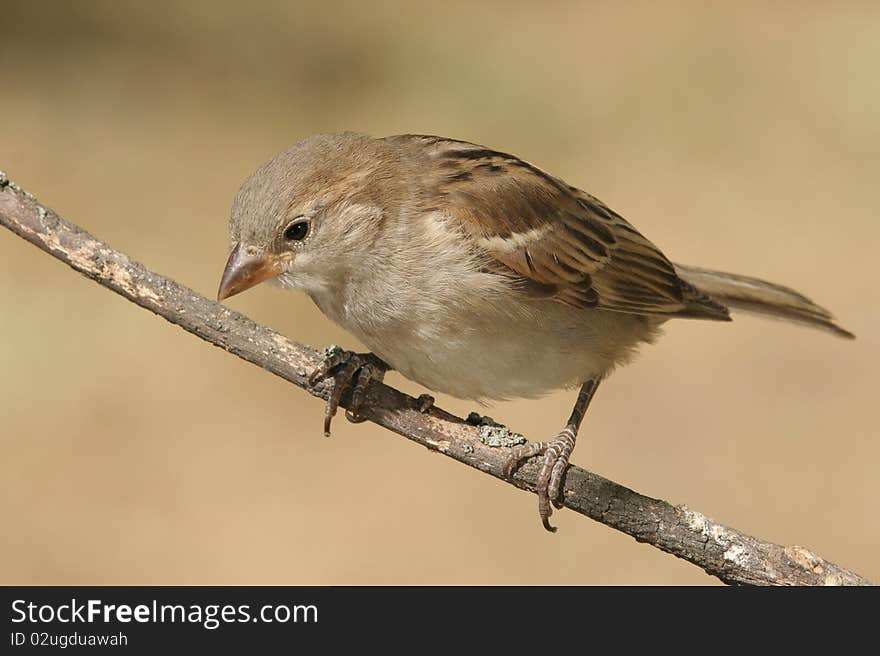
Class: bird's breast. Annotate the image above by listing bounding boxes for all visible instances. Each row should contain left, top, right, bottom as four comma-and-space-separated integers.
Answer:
307, 211, 657, 400
310, 279, 656, 402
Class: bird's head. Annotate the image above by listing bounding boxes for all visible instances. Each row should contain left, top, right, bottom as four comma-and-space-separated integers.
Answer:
218, 132, 396, 301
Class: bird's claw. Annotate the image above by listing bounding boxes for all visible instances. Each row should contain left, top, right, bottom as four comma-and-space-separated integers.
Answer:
502, 427, 577, 532
309, 346, 388, 436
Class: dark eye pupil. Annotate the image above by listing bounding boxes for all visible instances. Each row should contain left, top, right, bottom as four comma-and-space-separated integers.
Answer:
284, 221, 309, 241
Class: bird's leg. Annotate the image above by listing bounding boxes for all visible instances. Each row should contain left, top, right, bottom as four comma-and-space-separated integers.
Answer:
503, 378, 601, 532
308, 346, 389, 436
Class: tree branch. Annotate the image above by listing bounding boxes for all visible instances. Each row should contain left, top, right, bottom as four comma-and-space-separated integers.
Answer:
0, 171, 871, 586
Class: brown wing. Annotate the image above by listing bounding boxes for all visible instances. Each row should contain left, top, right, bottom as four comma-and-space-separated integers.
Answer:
405, 135, 729, 320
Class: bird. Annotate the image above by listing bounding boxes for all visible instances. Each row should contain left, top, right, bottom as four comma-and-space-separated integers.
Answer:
217, 132, 854, 531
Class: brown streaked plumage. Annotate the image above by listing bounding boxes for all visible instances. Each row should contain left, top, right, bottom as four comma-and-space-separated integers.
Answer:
397, 134, 731, 321
218, 132, 854, 531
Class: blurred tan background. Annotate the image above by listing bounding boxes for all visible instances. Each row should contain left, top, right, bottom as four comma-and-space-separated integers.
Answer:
1, 1, 877, 585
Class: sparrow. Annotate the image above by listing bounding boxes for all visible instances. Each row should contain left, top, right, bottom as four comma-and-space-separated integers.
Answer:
218, 132, 853, 531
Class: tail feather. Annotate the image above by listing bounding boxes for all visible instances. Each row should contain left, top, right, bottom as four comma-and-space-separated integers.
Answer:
674, 263, 854, 339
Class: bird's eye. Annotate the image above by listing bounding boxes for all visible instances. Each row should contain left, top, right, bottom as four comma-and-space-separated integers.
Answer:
283, 220, 310, 242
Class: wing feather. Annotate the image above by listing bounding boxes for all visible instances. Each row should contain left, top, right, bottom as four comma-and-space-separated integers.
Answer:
398, 135, 731, 320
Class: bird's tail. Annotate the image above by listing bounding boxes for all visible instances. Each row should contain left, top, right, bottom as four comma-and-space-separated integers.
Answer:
674, 263, 854, 339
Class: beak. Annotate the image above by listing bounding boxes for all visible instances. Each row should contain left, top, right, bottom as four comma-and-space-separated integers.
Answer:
217, 242, 283, 301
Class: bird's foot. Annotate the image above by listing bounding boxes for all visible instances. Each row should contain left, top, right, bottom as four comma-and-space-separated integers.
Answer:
308, 346, 389, 436
502, 425, 577, 533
